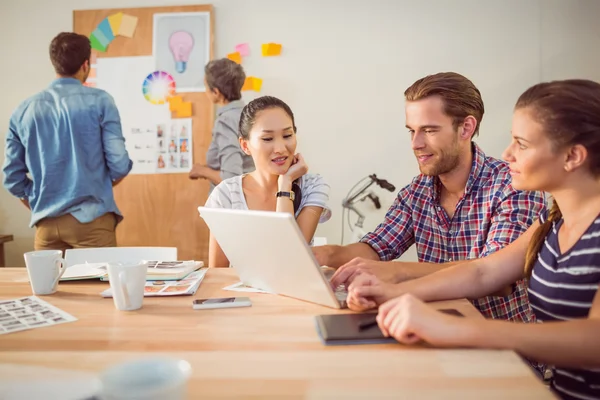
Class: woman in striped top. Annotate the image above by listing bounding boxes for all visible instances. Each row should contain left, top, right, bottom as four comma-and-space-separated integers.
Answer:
205, 96, 331, 268
346, 79, 600, 399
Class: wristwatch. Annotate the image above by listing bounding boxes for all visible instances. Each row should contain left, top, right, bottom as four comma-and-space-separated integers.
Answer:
276, 191, 295, 201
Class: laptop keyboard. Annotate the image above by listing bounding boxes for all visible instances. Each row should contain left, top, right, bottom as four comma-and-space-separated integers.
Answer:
322, 268, 335, 281
335, 288, 348, 302
322, 267, 348, 305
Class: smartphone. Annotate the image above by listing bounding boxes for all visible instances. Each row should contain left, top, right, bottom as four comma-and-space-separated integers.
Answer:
192, 297, 252, 310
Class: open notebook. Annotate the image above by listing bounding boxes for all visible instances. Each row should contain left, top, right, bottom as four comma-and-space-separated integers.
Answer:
60, 260, 204, 281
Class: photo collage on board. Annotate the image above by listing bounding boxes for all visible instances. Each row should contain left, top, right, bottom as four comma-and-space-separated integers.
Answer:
155, 118, 192, 173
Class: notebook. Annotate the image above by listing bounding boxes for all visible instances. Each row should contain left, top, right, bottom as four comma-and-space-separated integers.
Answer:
315, 309, 464, 345
61, 261, 204, 281
60, 263, 108, 281
124, 260, 204, 281
100, 269, 207, 298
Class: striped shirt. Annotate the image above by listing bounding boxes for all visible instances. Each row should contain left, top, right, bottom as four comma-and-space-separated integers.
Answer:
529, 209, 600, 400
205, 173, 332, 223
361, 143, 546, 322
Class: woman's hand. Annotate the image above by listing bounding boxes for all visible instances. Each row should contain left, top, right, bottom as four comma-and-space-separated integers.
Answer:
377, 294, 474, 347
282, 153, 308, 183
189, 164, 208, 180
346, 273, 403, 311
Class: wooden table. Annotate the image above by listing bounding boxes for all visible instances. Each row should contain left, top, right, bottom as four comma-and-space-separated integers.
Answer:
0, 268, 554, 399
0, 234, 13, 268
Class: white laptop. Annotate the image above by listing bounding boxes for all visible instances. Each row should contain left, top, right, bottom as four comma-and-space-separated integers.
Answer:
198, 207, 347, 309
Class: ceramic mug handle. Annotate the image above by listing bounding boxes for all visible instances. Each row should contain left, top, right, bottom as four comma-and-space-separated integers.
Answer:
51, 257, 67, 289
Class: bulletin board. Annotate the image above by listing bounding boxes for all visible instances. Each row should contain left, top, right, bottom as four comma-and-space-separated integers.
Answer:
73, 5, 214, 262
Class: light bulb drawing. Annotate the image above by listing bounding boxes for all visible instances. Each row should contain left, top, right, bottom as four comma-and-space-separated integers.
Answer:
169, 31, 194, 73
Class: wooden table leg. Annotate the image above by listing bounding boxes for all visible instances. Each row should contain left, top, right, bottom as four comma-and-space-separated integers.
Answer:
0, 244, 4, 268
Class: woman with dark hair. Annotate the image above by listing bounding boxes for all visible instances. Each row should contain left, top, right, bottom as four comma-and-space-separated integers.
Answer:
189, 58, 254, 190
204, 95, 332, 268
345, 79, 600, 399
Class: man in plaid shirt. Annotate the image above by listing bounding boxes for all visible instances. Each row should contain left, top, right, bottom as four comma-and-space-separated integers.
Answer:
315, 72, 546, 323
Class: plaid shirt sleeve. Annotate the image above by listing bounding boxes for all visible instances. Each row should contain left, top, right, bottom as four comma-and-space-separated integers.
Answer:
360, 185, 415, 261
481, 182, 547, 258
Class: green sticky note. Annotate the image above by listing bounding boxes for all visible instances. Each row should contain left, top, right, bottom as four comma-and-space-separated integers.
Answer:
90, 33, 107, 52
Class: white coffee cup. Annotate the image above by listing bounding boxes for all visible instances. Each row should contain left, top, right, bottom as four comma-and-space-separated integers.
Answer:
107, 261, 147, 311
23, 250, 66, 295
99, 357, 192, 400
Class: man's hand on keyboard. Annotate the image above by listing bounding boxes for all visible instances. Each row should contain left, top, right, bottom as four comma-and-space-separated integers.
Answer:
346, 273, 403, 311
329, 257, 400, 290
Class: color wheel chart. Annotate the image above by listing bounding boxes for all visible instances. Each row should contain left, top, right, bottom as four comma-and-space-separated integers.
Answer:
142, 71, 176, 104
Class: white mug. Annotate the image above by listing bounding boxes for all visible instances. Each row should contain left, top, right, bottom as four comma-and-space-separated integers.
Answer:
23, 250, 66, 295
107, 261, 147, 311
99, 358, 192, 400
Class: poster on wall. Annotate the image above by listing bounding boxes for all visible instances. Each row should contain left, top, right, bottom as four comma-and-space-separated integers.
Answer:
125, 118, 193, 175
153, 12, 211, 92
95, 56, 193, 175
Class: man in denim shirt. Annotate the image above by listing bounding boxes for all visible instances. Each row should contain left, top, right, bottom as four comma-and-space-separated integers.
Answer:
2, 32, 132, 251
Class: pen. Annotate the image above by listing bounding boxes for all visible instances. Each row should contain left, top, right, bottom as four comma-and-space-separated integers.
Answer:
358, 317, 378, 331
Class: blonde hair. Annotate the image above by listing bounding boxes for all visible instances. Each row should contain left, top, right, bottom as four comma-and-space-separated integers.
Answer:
404, 72, 484, 137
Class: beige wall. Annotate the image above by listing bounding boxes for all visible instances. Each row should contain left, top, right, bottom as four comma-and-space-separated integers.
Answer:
1, 0, 599, 266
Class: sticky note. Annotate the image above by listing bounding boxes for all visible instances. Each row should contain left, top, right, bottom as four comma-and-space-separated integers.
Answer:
242, 77, 263, 92
252, 77, 263, 91
90, 52, 98, 65
118, 14, 138, 38
174, 102, 192, 118
261, 43, 282, 56
92, 28, 110, 47
168, 96, 184, 112
108, 12, 123, 36
89, 33, 107, 52
227, 51, 242, 64
235, 43, 250, 57
97, 18, 114, 42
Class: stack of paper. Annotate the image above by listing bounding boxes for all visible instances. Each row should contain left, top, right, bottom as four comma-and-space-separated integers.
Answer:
60, 263, 107, 281
100, 269, 207, 298
61, 261, 204, 282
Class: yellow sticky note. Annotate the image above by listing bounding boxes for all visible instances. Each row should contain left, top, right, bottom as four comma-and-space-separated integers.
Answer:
118, 14, 138, 38
175, 102, 192, 118
261, 43, 282, 56
251, 77, 263, 91
241, 78, 253, 91
108, 12, 123, 36
168, 96, 184, 112
242, 77, 263, 92
227, 51, 242, 64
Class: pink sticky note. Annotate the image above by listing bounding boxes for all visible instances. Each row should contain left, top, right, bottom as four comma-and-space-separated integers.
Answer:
235, 43, 250, 57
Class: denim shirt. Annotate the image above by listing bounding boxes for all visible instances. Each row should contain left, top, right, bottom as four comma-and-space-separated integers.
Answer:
2, 78, 133, 227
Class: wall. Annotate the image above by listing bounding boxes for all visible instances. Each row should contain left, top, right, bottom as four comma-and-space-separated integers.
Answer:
1, 0, 599, 266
